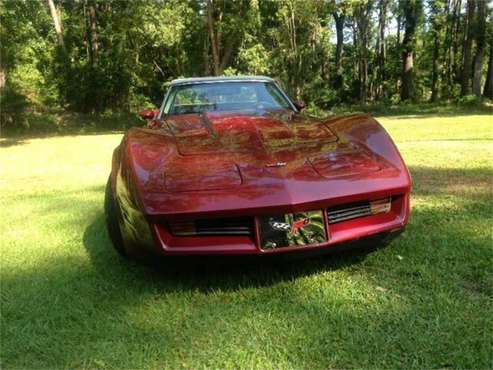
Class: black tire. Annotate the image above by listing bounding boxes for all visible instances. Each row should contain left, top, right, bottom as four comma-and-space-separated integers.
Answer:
104, 176, 127, 257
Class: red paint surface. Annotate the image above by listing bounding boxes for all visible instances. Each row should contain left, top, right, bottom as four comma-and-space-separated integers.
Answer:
111, 111, 411, 256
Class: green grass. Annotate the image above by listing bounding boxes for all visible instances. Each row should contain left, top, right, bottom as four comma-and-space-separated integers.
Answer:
327, 99, 493, 117
1, 110, 140, 138
1, 113, 492, 369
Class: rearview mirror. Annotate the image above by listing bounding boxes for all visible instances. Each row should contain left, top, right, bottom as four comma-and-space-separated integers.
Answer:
139, 108, 159, 120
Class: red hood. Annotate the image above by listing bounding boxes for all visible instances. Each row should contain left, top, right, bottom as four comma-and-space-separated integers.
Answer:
123, 112, 410, 216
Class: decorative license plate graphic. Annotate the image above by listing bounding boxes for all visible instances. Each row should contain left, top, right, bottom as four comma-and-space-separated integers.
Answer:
259, 211, 326, 249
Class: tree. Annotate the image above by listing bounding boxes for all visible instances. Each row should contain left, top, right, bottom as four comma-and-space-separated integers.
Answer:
400, 0, 423, 101
86, 0, 99, 67
460, 0, 475, 95
235, 1, 271, 75
2, 0, 491, 122
484, 37, 493, 99
206, 0, 221, 75
376, 0, 389, 98
441, 0, 463, 95
429, 0, 446, 102
205, 0, 249, 76
46, 0, 65, 51
353, 0, 374, 103
472, 0, 486, 96
268, 0, 329, 100
332, 2, 347, 90
451, 0, 462, 81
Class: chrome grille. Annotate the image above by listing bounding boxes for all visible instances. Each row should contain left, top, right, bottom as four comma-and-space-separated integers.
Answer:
327, 198, 391, 224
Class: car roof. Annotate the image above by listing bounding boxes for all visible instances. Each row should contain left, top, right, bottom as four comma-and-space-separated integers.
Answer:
170, 76, 274, 86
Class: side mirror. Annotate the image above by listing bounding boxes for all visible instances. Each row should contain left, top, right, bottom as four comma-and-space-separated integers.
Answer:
139, 108, 159, 120
294, 101, 306, 111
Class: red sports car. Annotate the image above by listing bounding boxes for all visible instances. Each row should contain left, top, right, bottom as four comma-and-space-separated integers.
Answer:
105, 76, 411, 258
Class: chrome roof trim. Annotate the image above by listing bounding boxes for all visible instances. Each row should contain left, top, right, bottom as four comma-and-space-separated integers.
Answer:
170, 76, 274, 86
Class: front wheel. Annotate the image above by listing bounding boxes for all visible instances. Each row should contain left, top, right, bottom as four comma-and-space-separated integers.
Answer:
104, 176, 127, 257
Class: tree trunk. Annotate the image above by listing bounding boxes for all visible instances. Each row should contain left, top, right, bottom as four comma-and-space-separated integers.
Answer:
0, 65, 5, 90
46, 0, 65, 51
377, 0, 388, 98
361, 34, 369, 103
203, 34, 211, 76
451, 0, 462, 81
206, 0, 220, 76
484, 38, 493, 99
431, 35, 440, 102
472, 50, 485, 96
352, 21, 359, 81
401, 49, 414, 101
472, 0, 486, 96
460, 0, 475, 95
87, 1, 99, 67
289, 3, 302, 99
333, 11, 345, 89
397, 12, 401, 45
83, 2, 90, 61
219, 40, 233, 73
442, 0, 453, 95
400, 0, 421, 101
430, 0, 442, 102
355, 1, 373, 103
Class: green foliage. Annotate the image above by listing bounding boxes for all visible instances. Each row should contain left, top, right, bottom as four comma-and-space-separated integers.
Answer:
456, 94, 488, 107
237, 42, 271, 75
0, 87, 29, 129
1, 0, 492, 131
0, 0, 57, 128
268, 0, 331, 100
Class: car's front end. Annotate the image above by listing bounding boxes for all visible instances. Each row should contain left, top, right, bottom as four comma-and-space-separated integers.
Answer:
148, 194, 409, 256
108, 87, 411, 258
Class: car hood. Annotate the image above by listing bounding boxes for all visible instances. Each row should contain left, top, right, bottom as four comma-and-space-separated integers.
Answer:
125, 112, 407, 215
162, 111, 346, 192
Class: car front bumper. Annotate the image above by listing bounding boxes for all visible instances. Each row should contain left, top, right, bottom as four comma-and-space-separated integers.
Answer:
144, 194, 409, 257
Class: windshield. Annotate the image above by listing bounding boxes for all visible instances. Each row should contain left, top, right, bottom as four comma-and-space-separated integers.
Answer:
163, 81, 293, 115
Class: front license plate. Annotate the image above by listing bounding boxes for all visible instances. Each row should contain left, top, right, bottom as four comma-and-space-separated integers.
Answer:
259, 210, 327, 249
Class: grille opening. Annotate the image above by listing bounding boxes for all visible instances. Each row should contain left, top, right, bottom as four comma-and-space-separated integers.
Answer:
169, 217, 254, 236
327, 197, 392, 224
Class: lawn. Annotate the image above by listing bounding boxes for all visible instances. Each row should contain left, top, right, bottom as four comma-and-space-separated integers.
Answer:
1, 112, 492, 369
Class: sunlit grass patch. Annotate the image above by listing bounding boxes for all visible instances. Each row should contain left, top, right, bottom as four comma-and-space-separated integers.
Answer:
1, 112, 492, 369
